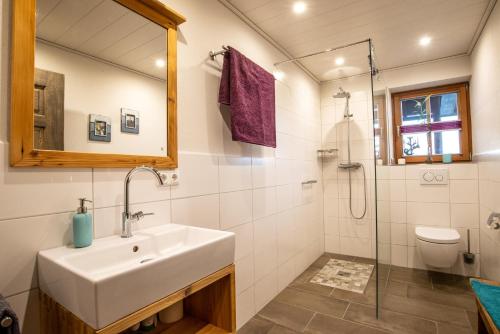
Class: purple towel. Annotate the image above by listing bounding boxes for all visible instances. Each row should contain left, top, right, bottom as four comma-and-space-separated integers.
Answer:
218, 47, 276, 148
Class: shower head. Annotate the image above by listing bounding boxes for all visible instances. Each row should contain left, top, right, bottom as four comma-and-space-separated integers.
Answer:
333, 87, 350, 99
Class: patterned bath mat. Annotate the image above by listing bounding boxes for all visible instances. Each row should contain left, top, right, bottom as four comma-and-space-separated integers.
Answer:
310, 259, 374, 294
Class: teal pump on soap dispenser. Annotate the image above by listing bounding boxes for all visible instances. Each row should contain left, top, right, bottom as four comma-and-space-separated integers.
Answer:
73, 198, 93, 248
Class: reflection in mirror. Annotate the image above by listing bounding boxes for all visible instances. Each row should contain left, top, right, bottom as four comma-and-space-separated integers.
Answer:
35, 0, 168, 156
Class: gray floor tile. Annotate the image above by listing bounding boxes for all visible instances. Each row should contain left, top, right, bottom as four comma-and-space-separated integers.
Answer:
388, 266, 433, 288
384, 280, 408, 297
290, 278, 334, 297
276, 287, 349, 317
381, 294, 471, 327
407, 285, 476, 312
258, 301, 315, 332
238, 317, 275, 334
352, 256, 376, 265
466, 311, 478, 333
436, 322, 474, 334
331, 280, 377, 306
268, 325, 301, 333
311, 255, 331, 268
293, 266, 322, 284
305, 313, 389, 334
345, 302, 437, 334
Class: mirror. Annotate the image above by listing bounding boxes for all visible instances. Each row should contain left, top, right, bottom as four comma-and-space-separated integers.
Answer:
35, 0, 167, 156
10, 0, 185, 168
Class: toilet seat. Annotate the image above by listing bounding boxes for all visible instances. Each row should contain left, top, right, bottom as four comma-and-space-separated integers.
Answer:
415, 226, 460, 244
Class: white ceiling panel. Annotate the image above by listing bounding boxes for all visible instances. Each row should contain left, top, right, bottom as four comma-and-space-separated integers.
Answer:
227, 0, 492, 81
36, 0, 167, 80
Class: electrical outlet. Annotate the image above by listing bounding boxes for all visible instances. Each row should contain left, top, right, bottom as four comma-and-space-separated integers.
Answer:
160, 171, 180, 186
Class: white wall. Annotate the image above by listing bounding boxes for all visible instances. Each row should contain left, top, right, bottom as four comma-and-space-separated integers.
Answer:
470, 2, 500, 281
36, 41, 167, 156
0, 0, 323, 332
320, 56, 480, 276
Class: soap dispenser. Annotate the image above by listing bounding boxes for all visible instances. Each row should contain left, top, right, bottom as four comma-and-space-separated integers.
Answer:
73, 198, 93, 248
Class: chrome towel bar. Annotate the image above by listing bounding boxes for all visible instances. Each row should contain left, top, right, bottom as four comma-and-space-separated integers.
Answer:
209, 45, 229, 60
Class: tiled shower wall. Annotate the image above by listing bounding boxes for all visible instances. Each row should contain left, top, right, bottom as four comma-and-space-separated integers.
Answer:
320, 79, 377, 259
0, 0, 324, 332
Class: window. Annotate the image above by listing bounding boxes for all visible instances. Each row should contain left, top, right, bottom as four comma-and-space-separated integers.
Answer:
392, 83, 471, 163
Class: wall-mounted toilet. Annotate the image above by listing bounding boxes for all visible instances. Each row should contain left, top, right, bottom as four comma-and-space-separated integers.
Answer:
416, 226, 460, 268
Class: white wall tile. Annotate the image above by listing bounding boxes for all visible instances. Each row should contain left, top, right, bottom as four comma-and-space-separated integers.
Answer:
94, 200, 171, 238
340, 236, 371, 258
6, 289, 40, 334
171, 153, 219, 199
450, 180, 479, 203
93, 169, 170, 208
0, 213, 72, 297
0, 144, 92, 220
407, 202, 450, 226
389, 180, 406, 202
391, 245, 408, 267
171, 194, 219, 229
391, 223, 407, 245
449, 164, 478, 180
253, 215, 278, 281
228, 222, 253, 261
276, 210, 296, 264
254, 270, 278, 311
252, 187, 277, 219
275, 159, 294, 185
220, 190, 252, 230
252, 157, 276, 188
235, 253, 254, 294
451, 203, 479, 228
389, 166, 405, 180
276, 184, 293, 212
325, 235, 340, 253
219, 157, 252, 193
406, 180, 449, 202
236, 287, 255, 330
390, 201, 406, 224
278, 258, 296, 292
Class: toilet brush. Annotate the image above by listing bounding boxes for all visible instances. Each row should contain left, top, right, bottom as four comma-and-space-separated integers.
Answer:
463, 229, 475, 264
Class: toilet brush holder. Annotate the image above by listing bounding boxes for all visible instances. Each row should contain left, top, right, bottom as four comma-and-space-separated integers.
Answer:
463, 229, 475, 264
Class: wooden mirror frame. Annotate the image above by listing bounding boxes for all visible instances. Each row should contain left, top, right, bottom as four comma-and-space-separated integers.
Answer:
10, 0, 185, 168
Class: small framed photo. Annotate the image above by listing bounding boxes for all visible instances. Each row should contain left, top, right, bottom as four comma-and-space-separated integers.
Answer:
121, 108, 140, 134
89, 114, 111, 142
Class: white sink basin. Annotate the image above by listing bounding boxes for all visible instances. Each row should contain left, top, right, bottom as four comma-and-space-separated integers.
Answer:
38, 224, 235, 329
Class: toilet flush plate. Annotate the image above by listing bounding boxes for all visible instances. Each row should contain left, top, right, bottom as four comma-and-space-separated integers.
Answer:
419, 168, 448, 185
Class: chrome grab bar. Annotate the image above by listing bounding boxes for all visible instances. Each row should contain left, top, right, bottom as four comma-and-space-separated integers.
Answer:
301, 180, 318, 185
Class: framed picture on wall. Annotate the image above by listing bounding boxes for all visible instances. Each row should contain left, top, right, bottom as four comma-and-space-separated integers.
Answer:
121, 108, 140, 134
89, 114, 111, 142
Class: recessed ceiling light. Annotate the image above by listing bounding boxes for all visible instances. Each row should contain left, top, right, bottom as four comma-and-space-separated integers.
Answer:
273, 70, 285, 80
155, 59, 165, 68
293, 2, 307, 14
419, 36, 432, 47
335, 57, 345, 66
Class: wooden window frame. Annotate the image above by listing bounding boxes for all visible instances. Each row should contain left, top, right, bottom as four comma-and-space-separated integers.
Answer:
392, 82, 472, 164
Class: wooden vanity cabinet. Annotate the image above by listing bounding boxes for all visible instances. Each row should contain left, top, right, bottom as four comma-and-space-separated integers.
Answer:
40, 265, 236, 334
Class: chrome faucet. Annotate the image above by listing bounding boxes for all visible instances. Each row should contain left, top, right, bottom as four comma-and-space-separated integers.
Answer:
121, 166, 165, 238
